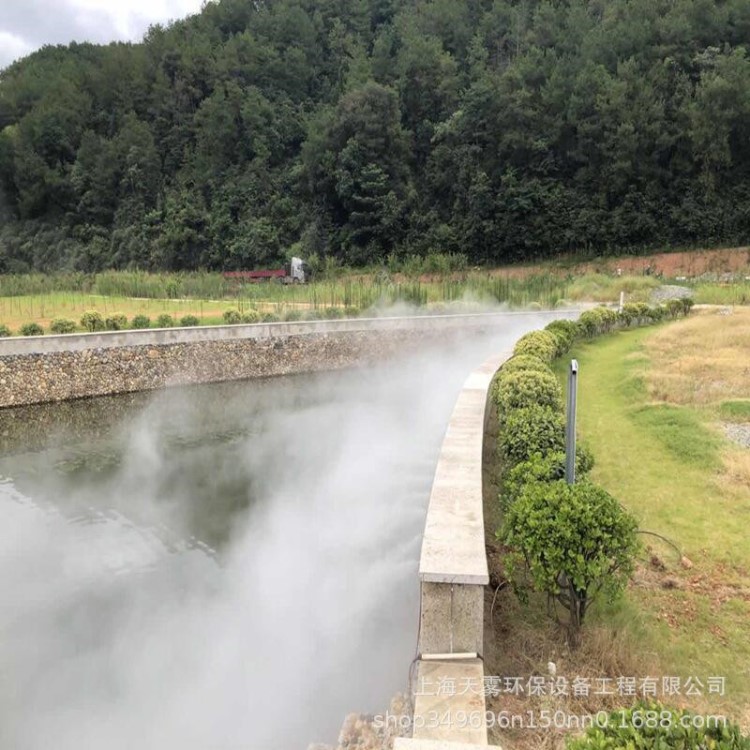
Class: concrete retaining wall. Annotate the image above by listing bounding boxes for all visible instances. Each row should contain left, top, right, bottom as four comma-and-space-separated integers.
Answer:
403, 352, 512, 749
0, 312, 568, 409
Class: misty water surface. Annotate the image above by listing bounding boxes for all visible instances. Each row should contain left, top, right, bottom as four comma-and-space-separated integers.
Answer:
0, 319, 550, 749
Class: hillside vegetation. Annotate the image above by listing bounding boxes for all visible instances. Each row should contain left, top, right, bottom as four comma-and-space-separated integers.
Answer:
2, 0, 750, 272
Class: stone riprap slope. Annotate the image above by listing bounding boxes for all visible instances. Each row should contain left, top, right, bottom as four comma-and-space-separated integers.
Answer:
0, 314, 569, 408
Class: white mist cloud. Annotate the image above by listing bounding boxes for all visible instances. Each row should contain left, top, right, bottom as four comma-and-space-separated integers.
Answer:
0, 315, 557, 749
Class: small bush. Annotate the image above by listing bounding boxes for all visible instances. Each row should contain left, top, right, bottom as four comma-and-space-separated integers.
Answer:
578, 308, 604, 337
0, 324, 11, 337
223, 309, 242, 324
513, 330, 559, 362
619, 302, 642, 325
131, 315, 151, 329
545, 319, 579, 354
80, 310, 105, 332
344, 306, 360, 318
500, 355, 552, 376
680, 296, 695, 314
566, 702, 750, 750
283, 309, 303, 321
324, 307, 344, 319
261, 312, 280, 323
501, 448, 595, 510
20, 322, 44, 336
50, 318, 77, 334
179, 315, 200, 327
499, 405, 566, 465
105, 313, 128, 331
156, 314, 174, 328
241, 310, 261, 324
494, 369, 564, 415
501, 479, 639, 629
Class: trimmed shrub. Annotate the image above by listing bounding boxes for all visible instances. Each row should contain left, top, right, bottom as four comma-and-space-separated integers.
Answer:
501, 448, 595, 510
545, 319, 580, 354
501, 479, 639, 629
223, 309, 242, 324
499, 405, 566, 465
80, 310, 105, 332
513, 330, 559, 362
620, 302, 644, 326
261, 312, 280, 323
20, 322, 44, 336
567, 703, 750, 750
105, 313, 128, 331
241, 310, 261, 324
156, 314, 174, 328
578, 308, 607, 337
324, 306, 344, 319
344, 306, 360, 318
499, 355, 552, 376
131, 315, 151, 329
680, 296, 695, 314
283, 309, 302, 321
494, 369, 564, 415
0, 324, 10, 337
50, 318, 77, 334
598, 306, 618, 331
179, 315, 200, 327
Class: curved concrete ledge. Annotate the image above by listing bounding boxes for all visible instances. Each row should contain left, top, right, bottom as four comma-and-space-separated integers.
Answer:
411, 351, 512, 747
419, 353, 509, 586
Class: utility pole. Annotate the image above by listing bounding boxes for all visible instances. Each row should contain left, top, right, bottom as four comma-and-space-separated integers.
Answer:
565, 360, 579, 485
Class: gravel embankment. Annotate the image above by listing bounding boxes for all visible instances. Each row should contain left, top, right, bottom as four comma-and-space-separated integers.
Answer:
723, 423, 750, 449
650, 285, 694, 304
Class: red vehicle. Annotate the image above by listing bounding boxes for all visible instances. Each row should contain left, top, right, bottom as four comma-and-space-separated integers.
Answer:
223, 257, 308, 284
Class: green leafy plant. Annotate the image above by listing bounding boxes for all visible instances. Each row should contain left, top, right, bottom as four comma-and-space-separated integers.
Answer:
156, 314, 174, 328
499, 405, 566, 465
104, 313, 128, 331
50, 318, 77, 334
80, 310, 105, 332
283, 309, 302, 321
501, 449, 595, 510
545, 319, 580, 354
567, 702, 750, 749
240, 310, 260, 324
222, 309, 242, 324
494, 369, 564, 415
499, 354, 552, 376
0, 324, 10, 337
513, 330, 560, 362
501, 479, 639, 632
179, 315, 200, 327
131, 315, 151, 329
20, 322, 44, 336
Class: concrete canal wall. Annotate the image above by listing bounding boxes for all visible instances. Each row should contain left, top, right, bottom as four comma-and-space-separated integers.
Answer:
0, 312, 568, 409
399, 352, 512, 750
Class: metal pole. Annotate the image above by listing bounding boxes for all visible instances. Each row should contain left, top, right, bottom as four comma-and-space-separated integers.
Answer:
565, 360, 579, 485
619, 291, 625, 314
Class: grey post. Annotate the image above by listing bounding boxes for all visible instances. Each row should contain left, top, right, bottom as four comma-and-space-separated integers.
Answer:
565, 360, 579, 484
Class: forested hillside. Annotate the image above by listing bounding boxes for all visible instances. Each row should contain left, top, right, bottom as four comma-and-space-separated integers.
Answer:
1, 0, 750, 272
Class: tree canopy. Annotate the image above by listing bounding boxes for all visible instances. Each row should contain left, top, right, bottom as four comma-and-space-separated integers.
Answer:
2, 0, 750, 272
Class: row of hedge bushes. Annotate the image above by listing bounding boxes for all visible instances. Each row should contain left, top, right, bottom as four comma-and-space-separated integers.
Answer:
493, 300, 693, 633
494, 301, 750, 747
0, 306, 363, 337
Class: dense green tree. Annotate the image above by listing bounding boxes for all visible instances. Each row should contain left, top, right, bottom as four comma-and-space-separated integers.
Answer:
3, 0, 750, 271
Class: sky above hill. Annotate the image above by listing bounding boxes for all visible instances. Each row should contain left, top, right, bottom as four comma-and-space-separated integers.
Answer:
0, 0, 204, 69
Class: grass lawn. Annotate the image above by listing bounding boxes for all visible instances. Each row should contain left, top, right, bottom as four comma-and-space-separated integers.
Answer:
0, 293, 250, 331
554, 309, 750, 726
